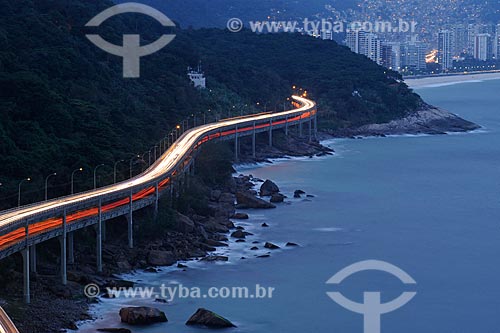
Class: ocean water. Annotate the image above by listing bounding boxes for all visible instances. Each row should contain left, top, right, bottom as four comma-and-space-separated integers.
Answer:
79, 78, 500, 333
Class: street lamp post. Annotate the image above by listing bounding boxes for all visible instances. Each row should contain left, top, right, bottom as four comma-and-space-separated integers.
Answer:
93, 164, 105, 189
141, 152, 149, 170
257, 102, 269, 112
71, 168, 83, 195
45, 173, 57, 201
18, 178, 31, 207
113, 160, 124, 184
147, 149, 153, 166
129, 155, 140, 178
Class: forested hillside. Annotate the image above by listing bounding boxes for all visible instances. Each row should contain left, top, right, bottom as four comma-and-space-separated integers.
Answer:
0, 0, 421, 209
133, 0, 356, 28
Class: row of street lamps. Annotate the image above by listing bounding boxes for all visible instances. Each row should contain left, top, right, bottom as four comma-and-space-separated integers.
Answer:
9, 96, 299, 208
15, 155, 141, 207
13, 137, 181, 207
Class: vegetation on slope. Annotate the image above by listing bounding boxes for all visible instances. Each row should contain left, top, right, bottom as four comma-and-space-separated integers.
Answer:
0, 0, 421, 209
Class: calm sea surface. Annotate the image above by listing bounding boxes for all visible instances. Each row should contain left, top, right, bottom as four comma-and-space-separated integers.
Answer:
80, 79, 500, 333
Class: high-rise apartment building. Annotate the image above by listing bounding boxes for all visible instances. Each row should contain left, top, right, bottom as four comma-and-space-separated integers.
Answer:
494, 24, 500, 59
400, 35, 427, 71
474, 33, 493, 61
438, 30, 453, 70
346, 30, 367, 54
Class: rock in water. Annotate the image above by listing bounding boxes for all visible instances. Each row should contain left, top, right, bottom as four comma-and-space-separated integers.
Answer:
97, 329, 132, 333
147, 250, 176, 266
155, 298, 168, 303
236, 192, 276, 209
201, 256, 229, 262
260, 179, 280, 196
270, 193, 286, 203
232, 212, 249, 219
294, 190, 305, 198
264, 242, 280, 249
186, 308, 236, 328
231, 230, 246, 239
119, 307, 167, 325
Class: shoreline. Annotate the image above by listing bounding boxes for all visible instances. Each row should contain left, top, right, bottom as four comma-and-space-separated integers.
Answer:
0, 136, 331, 333
76, 174, 318, 332
77, 114, 488, 331
405, 71, 500, 89
2, 81, 486, 332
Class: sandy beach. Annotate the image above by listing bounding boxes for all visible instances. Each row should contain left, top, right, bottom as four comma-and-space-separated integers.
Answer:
405, 71, 500, 89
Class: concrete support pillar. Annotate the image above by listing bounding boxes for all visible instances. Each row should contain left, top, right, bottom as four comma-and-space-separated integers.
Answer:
29, 244, 37, 273
285, 116, 289, 136
169, 181, 174, 208
269, 119, 273, 147
299, 120, 303, 137
102, 219, 106, 242
179, 174, 184, 194
154, 181, 159, 218
96, 199, 102, 273
22, 248, 30, 304
177, 176, 182, 196
314, 114, 318, 139
67, 232, 74, 265
128, 191, 133, 249
309, 117, 312, 142
252, 122, 256, 158
234, 125, 239, 161
191, 158, 196, 176
60, 211, 67, 286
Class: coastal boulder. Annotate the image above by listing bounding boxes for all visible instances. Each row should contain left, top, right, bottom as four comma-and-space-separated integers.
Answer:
97, 329, 132, 333
119, 307, 167, 325
236, 192, 276, 209
231, 230, 246, 239
147, 250, 176, 267
174, 213, 195, 233
294, 190, 305, 198
270, 193, 286, 203
231, 213, 249, 219
219, 193, 236, 204
201, 256, 229, 262
260, 180, 280, 196
264, 242, 280, 250
186, 308, 236, 328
